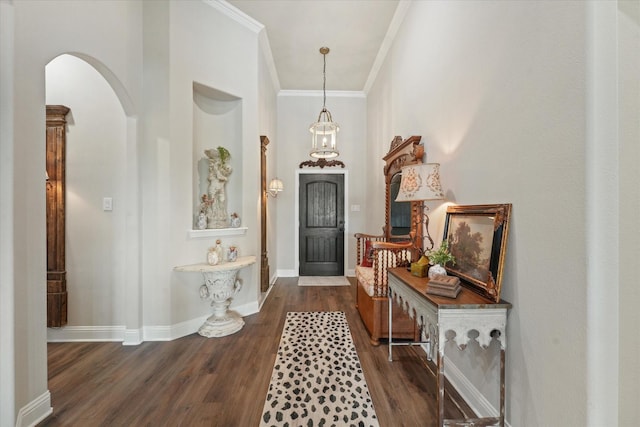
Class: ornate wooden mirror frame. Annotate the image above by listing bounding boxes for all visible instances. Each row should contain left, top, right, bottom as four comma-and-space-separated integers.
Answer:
382, 136, 424, 246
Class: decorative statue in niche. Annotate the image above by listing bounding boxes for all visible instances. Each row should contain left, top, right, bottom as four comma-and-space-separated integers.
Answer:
204, 147, 232, 228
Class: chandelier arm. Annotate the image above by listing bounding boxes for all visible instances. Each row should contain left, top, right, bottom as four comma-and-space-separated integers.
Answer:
316, 107, 332, 123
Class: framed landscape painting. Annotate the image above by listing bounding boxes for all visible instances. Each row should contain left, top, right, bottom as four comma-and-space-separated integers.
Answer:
441, 204, 512, 303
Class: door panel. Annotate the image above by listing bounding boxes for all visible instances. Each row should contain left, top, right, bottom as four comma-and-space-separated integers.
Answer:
299, 174, 344, 276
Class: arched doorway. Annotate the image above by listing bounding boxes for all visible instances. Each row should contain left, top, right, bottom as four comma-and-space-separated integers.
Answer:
44, 54, 140, 342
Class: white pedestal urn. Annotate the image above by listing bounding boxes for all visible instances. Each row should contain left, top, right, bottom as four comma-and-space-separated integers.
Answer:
174, 255, 256, 338
198, 269, 243, 337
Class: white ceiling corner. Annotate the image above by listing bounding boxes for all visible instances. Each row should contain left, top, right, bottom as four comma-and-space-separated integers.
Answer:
226, 0, 402, 93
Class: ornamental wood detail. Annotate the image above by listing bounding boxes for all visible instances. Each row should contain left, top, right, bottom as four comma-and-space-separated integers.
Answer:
46, 105, 70, 327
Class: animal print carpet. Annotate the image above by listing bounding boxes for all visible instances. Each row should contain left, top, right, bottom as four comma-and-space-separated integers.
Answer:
260, 311, 379, 427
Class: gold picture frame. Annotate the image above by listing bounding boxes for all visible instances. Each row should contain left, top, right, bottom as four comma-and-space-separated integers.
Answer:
442, 204, 512, 303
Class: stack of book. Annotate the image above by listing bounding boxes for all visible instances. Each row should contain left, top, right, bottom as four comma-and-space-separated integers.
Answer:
426, 274, 461, 298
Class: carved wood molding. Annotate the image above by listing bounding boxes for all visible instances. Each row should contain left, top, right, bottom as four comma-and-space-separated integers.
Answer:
260, 136, 270, 293
383, 136, 424, 244
383, 135, 423, 177
46, 105, 70, 327
298, 158, 345, 169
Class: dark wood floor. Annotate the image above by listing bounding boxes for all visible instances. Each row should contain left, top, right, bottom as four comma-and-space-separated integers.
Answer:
39, 277, 472, 427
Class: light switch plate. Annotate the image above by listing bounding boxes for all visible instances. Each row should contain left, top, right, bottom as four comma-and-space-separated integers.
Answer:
103, 197, 113, 211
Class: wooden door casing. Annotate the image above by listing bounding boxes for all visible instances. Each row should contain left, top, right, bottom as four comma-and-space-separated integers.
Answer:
299, 174, 344, 276
46, 105, 70, 327
260, 136, 270, 292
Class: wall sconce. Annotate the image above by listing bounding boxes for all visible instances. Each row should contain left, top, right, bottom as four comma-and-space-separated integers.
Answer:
395, 163, 444, 253
266, 178, 283, 198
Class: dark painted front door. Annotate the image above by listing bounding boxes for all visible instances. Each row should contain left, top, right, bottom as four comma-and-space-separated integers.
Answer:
299, 174, 344, 276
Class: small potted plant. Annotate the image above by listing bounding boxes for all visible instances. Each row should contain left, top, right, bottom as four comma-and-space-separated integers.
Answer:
426, 240, 456, 279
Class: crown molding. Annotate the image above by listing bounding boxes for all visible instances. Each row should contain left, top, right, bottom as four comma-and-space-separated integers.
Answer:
363, 0, 412, 94
279, 90, 366, 99
203, 1, 281, 92
202, 0, 263, 33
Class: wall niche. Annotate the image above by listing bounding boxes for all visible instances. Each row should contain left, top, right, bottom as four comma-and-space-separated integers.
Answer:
192, 82, 243, 234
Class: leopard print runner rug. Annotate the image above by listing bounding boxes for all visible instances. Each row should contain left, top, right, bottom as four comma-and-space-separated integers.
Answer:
260, 311, 379, 427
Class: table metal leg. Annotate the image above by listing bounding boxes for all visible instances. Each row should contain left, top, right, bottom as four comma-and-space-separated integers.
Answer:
500, 348, 506, 427
388, 289, 393, 361
437, 350, 445, 427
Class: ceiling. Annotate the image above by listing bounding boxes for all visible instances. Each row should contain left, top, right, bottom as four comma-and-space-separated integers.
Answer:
227, 0, 401, 92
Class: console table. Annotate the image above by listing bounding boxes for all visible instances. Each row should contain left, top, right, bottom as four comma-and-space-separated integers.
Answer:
174, 256, 256, 337
387, 267, 511, 427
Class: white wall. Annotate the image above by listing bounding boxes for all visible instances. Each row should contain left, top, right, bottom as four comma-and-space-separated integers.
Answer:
45, 54, 127, 332
4, 1, 143, 424
617, 2, 640, 424
367, 1, 591, 425
276, 92, 367, 276
159, 0, 262, 328
3, 0, 277, 424
257, 30, 280, 288
367, 0, 640, 425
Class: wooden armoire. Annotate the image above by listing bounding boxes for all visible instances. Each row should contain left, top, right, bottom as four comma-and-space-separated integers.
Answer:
46, 105, 69, 327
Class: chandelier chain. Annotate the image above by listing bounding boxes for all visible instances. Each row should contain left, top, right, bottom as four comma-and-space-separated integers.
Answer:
322, 50, 327, 109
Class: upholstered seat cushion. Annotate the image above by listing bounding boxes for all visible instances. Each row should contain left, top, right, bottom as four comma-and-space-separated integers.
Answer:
355, 249, 411, 297
355, 265, 377, 297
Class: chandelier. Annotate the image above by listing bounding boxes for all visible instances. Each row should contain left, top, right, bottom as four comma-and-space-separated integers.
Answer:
309, 47, 339, 159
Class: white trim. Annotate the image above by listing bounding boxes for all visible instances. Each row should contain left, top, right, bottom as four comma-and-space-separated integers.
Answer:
445, 358, 500, 421
14, 391, 51, 427
585, 2, 620, 426
123, 329, 143, 346
46, 301, 261, 343
259, 281, 276, 310
188, 227, 248, 238
294, 169, 349, 277
258, 27, 281, 93
0, 1, 15, 423
415, 346, 513, 427
278, 90, 365, 99
277, 269, 297, 278
363, 0, 412, 94
47, 326, 126, 342
204, 1, 281, 93
203, 0, 264, 34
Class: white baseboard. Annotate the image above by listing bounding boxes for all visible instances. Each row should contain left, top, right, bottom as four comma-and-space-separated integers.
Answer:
15, 390, 51, 427
47, 325, 126, 342
417, 345, 511, 426
123, 328, 143, 346
46, 301, 261, 344
277, 269, 355, 278
277, 269, 297, 277
445, 359, 499, 419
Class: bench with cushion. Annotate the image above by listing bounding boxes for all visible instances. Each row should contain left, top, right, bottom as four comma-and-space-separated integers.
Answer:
354, 232, 419, 345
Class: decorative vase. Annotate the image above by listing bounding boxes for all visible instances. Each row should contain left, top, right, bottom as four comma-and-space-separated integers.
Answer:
428, 264, 447, 279
196, 212, 207, 230
214, 239, 224, 263
207, 248, 219, 266
227, 246, 238, 262
230, 214, 241, 228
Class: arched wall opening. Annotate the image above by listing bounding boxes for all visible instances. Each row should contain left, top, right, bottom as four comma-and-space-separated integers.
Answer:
44, 53, 140, 342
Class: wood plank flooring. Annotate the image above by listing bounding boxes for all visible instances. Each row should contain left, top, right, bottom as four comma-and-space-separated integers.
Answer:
39, 277, 473, 427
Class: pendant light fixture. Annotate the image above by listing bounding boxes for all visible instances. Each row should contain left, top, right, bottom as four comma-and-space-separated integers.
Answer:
309, 47, 339, 159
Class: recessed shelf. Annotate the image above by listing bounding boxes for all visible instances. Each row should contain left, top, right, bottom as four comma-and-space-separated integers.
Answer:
188, 227, 248, 239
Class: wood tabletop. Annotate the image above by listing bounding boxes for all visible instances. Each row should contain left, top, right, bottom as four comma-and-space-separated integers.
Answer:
388, 267, 512, 310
